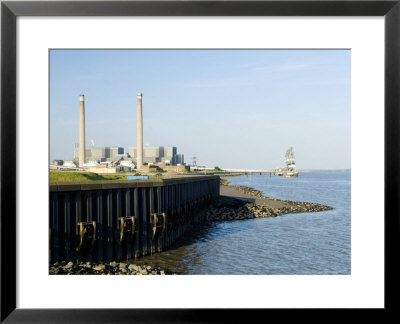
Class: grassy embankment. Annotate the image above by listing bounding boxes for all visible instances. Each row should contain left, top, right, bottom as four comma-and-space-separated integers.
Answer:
49, 171, 162, 183
50, 170, 238, 183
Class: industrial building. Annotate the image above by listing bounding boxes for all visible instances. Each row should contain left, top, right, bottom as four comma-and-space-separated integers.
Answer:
163, 146, 177, 164
73, 144, 124, 164
176, 154, 185, 165
127, 146, 183, 165
73, 144, 183, 166
73, 144, 183, 167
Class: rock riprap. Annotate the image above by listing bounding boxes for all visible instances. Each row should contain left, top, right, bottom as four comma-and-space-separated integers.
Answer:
208, 179, 333, 222
49, 261, 173, 275
205, 203, 279, 221
207, 199, 332, 221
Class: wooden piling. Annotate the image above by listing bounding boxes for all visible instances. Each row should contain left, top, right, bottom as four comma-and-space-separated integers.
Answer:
123, 188, 132, 260
74, 191, 82, 263
95, 190, 103, 263
105, 190, 113, 262
148, 187, 155, 255
140, 187, 147, 257
113, 189, 122, 261
50, 193, 59, 263
62, 193, 71, 262
85, 191, 93, 262
133, 187, 140, 259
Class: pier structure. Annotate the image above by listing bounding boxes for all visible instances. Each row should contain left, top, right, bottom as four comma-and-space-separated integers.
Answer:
136, 93, 143, 170
194, 167, 274, 174
218, 168, 274, 174
78, 95, 85, 167
49, 176, 219, 264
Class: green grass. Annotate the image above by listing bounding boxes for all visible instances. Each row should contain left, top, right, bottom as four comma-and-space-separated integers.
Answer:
49, 171, 164, 183
49, 171, 127, 182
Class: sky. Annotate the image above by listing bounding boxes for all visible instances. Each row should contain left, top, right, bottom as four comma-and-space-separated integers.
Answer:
49, 49, 350, 170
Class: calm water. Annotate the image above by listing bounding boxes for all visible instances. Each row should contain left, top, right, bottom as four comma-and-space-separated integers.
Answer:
133, 170, 351, 275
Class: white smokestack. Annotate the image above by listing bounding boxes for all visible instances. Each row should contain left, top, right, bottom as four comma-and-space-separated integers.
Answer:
79, 94, 85, 167
137, 93, 143, 169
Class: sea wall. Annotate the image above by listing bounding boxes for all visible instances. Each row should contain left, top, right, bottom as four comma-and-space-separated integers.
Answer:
49, 176, 220, 264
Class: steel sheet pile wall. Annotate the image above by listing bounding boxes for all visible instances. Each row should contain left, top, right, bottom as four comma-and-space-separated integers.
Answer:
49, 176, 219, 264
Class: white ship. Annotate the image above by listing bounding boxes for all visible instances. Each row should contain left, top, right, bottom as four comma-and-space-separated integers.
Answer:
274, 147, 299, 177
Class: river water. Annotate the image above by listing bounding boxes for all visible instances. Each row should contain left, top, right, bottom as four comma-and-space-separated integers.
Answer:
133, 170, 351, 275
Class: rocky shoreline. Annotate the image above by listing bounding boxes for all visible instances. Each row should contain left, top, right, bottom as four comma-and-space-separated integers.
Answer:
205, 197, 332, 221
208, 177, 333, 221
49, 260, 175, 275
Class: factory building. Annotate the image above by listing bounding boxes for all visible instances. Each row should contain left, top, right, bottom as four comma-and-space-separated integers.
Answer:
128, 146, 163, 164
73, 144, 124, 164
162, 146, 177, 164
127, 146, 182, 165
73, 143, 182, 166
176, 154, 185, 165
110, 146, 124, 161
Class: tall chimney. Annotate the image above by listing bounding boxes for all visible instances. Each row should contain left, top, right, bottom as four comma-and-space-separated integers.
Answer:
79, 94, 85, 167
137, 93, 143, 169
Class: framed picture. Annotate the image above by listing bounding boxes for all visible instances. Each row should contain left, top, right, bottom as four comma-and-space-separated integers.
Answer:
1, 0, 398, 322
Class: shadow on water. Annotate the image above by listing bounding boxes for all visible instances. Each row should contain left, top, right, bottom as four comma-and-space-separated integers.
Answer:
169, 198, 258, 250
129, 196, 262, 273
168, 195, 267, 250
212, 195, 254, 207
220, 195, 255, 203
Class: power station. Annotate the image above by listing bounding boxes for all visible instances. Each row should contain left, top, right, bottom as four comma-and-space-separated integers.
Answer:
53, 93, 185, 172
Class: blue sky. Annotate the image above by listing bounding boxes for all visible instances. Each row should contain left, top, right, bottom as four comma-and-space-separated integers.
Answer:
49, 49, 350, 170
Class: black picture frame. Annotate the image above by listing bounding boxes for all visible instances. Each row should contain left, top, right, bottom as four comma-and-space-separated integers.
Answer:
1, 0, 399, 322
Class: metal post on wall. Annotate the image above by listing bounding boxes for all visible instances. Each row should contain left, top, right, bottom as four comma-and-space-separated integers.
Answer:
74, 191, 82, 263
50, 193, 59, 264
62, 193, 71, 263
133, 187, 140, 259
148, 187, 155, 255
113, 189, 122, 262
95, 190, 103, 263
140, 187, 147, 257
105, 190, 113, 262
85, 191, 93, 262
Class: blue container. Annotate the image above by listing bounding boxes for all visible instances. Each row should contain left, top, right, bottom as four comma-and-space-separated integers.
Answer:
127, 176, 149, 180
